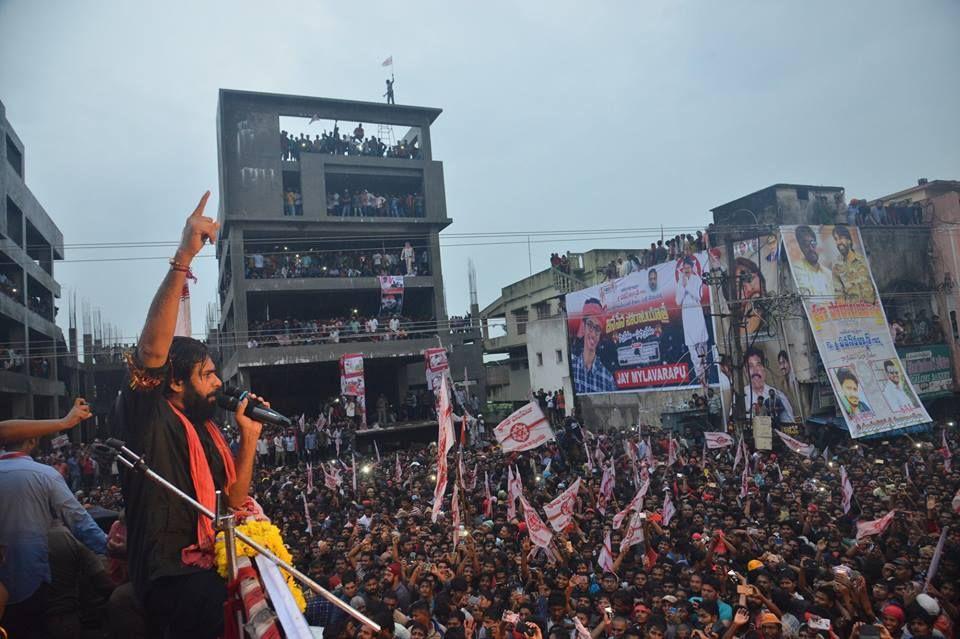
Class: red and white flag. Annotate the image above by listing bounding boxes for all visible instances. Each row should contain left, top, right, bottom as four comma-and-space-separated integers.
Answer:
667, 438, 680, 467
621, 509, 646, 549
598, 530, 615, 573
494, 401, 554, 453
543, 478, 581, 532
841, 465, 854, 514
395, 453, 402, 483
174, 279, 196, 337
520, 495, 554, 549
645, 438, 655, 467
662, 491, 677, 527
597, 460, 615, 514
467, 463, 479, 491
323, 463, 342, 491
613, 475, 650, 529
431, 380, 456, 523
775, 429, 815, 457
740, 464, 749, 499
856, 510, 896, 540
704, 432, 735, 449
382, 55, 393, 67
306, 462, 314, 494
595, 439, 606, 467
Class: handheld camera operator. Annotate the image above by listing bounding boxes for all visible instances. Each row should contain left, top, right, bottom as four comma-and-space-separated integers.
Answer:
111, 192, 270, 638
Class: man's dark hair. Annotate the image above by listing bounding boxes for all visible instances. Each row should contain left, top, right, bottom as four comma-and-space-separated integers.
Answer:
410, 599, 431, 615
796, 225, 815, 244
341, 570, 358, 586
883, 359, 896, 372
778, 350, 789, 362
164, 337, 210, 397
832, 225, 852, 241
836, 368, 858, 387
744, 347, 765, 367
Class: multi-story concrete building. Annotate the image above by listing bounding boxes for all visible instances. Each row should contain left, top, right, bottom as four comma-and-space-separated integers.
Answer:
0, 99, 67, 418
214, 89, 484, 418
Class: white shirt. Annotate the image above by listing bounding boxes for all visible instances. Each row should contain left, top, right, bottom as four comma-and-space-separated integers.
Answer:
745, 383, 795, 422
792, 260, 834, 297
882, 380, 916, 411
256, 439, 269, 455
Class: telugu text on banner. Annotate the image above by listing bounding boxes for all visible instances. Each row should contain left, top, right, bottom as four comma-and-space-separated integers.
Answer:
782, 224, 930, 437
565, 252, 719, 395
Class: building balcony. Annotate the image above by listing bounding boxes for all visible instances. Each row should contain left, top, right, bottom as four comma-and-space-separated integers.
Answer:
0, 369, 65, 396
484, 332, 527, 354
233, 332, 459, 369
241, 274, 437, 293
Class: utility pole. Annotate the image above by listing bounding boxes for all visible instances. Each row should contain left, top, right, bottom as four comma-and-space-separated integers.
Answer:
724, 230, 747, 430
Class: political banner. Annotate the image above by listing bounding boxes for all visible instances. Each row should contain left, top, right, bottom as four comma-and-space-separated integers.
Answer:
707, 236, 804, 424
339, 353, 366, 426
379, 275, 404, 316
782, 225, 930, 437
565, 251, 719, 395
425, 346, 449, 391
703, 432, 735, 449
494, 401, 554, 453
897, 344, 953, 398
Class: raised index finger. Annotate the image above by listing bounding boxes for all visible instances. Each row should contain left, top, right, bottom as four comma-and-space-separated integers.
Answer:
192, 191, 211, 217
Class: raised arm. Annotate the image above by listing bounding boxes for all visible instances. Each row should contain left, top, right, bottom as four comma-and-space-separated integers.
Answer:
0, 397, 91, 443
138, 191, 216, 368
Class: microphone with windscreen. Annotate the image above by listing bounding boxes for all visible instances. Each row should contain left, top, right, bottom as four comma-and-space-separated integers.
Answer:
216, 385, 292, 427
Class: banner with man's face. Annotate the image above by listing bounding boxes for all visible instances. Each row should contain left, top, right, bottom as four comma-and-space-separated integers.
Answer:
782, 224, 930, 437
565, 251, 718, 395
707, 236, 803, 429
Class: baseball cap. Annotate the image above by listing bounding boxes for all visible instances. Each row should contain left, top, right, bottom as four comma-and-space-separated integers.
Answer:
759, 614, 781, 627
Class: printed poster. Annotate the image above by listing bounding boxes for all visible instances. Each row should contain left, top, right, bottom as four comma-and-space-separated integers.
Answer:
424, 346, 449, 391
339, 353, 366, 426
379, 275, 404, 315
782, 224, 930, 437
565, 251, 719, 395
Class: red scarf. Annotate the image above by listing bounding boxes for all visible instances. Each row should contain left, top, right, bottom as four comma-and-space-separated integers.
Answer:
166, 400, 237, 566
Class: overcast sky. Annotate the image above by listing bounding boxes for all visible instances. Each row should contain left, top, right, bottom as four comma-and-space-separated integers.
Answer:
1, 0, 958, 345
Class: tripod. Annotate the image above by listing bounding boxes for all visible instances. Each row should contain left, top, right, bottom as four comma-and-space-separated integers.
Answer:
95, 438, 379, 637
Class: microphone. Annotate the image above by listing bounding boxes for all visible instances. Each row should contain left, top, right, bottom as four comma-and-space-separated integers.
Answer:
216, 386, 292, 427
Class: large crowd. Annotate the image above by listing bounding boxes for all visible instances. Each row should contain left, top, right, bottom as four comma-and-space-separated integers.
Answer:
5, 394, 959, 639
245, 242, 430, 280
282, 124, 422, 161
328, 189, 426, 218
246, 315, 421, 347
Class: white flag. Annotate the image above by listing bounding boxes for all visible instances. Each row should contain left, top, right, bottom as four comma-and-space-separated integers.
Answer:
942, 430, 953, 473
613, 476, 650, 529
494, 401, 554, 453
174, 281, 193, 337
620, 509, 646, 549
667, 438, 678, 467
597, 460, 615, 514
351, 452, 357, 493
507, 466, 523, 521
543, 479, 581, 532
740, 464, 749, 499
483, 471, 493, 518
840, 465, 854, 514
733, 434, 744, 471
374, 440, 381, 463
775, 429, 815, 457
573, 616, 592, 639
598, 530, 615, 573
520, 495, 554, 549
451, 481, 461, 546
662, 491, 676, 527
704, 432, 735, 449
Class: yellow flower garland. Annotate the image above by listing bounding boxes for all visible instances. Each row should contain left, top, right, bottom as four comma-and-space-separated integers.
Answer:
214, 519, 307, 613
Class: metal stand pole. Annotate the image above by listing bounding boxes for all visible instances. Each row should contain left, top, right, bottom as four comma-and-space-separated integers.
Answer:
104, 439, 380, 632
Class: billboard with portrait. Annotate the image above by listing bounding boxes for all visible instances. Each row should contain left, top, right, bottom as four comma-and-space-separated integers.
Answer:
782, 224, 930, 437
565, 251, 718, 395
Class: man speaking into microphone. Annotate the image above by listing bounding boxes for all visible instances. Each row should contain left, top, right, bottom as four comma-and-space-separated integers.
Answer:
111, 191, 272, 638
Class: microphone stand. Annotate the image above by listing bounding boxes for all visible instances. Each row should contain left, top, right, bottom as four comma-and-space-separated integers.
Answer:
97, 438, 380, 635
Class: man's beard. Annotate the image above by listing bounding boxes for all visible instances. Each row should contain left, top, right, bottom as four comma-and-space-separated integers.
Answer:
183, 383, 217, 423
